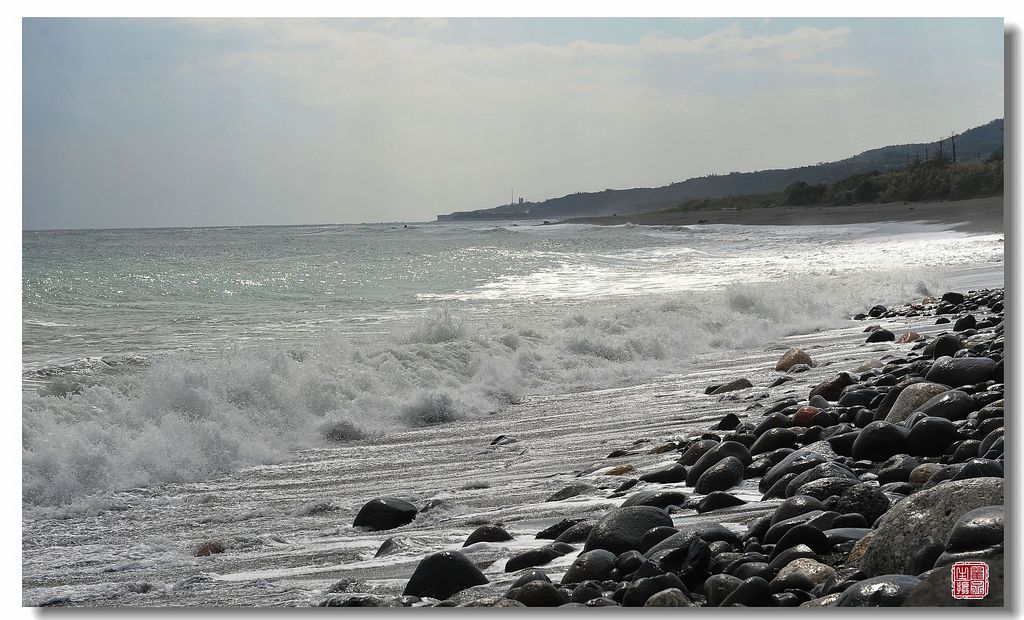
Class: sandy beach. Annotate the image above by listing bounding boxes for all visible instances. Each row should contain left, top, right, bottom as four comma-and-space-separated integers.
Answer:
564, 197, 1004, 234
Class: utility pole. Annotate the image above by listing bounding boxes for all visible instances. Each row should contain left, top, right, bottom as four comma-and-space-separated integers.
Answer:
950, 133, 957, 163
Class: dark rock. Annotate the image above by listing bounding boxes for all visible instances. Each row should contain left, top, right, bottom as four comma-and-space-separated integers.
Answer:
927, 334, 964, 359
677, 439, 719, 466
832, 512, 868, 528
643, 588, 693, 607
776, 348, 814, 371
546, 483, 596, 502
943, 504, 1003, 553
750, 428, 799, 455
716, 413, 741, 430
771, 524, 830, 557
584, 596, 619, 607
569, 581, 604, 604
941, 292, 965, 305
353, 497, 418, 531
852, 421, 908, 462
770, 557, 835, 593
731, 561, 775, 581
561, 549, 616, 584
953, 315, 977, 332
695, 456, 745, 493
925, 356, 996, 387
918, 390, 977, 421
720, 576, 772, 607
615, 549, 646, 573
759, 450, 829, 493
621, 574, 687, 607
903, 539, 944, 576
884, 382, 951, 424
638, 463, 687, 484
554, 521, 594, 544
645, 523, 741, 558
697, 491, 747, 513
809, 372, 857, 401
949, 458, 1003, 482
704, 573, 744, 606
403, 551, 488, 599
907, 417, 959, 456
835, 575, 921, 607
785, 461, 858, 497
583, 506, 673, 555
771, 495, 824, 525
792, 476, 860, 501
505, 544, 570, 572
510, 569, 550, 588
866, 329, 896, 343
464, 525, 514, 547
513, 580, 568, 607
824, 527, 872, 545
639, 526, 678, 553
878, 454, 920, 484
536, 518, 587, 539
686, 441, 752, 486
768, 544, 818, 570
711, 378, 754, 394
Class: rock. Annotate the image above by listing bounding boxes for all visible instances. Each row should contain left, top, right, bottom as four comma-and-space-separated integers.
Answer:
901, 555, 1003, 606
925, 356, 996, 387
464, 525, 514, 546
677, 439, 719, 466
953, 315, 977, 332
851, 421, 908, 461
403, 551, 488, 599
768, 544, 819, 570
833, 484, 891, 525
759, 450, 829, 493
696, 491, 746, 513
858, 478, 1004, 576
621, 574, 687, 607
695, 456, 745, 493
638, 463, 687, 484
621, 490, 689, 510
835, 575, 921, 606
561, 549, 616, 584
704, 573, 744, 607
771, 524, 830, 557
583, 506, 674, 556
903, 539, 944, 576
909, 462, 944, 484
824, 527, 872, 546
554, 521, 594, 544
546, 483, 596, 502
907, 417, 958, 456
604, 464, 636, 476
776, 348, 814, 371
770, 557, 835, 593
505, 544, 571, 572
809, 372, 857, 402
749, 428, 798, 455
353, 497, 418, 531
536, 518, 587, 539
877, 454, 920, 484
643, 588, 693, 607
884, 382, 950, 423
927, 333, 964, 359
720, 576, 772, 607
785, 461, 857, 497
569, 581, 604, 604
950, 458, 1003, 482
941, 291, 965, 305
685, 441, 751, 486
771, 495, 824, 525
866, 329, 896, 343
711, 378, 754, 394
513, 580, 568, 607
511, 569, 550, 588
917, 390, 976, 421
942, 504, 1003, 555
896, 331, 922, 343
644, 523, 740, 558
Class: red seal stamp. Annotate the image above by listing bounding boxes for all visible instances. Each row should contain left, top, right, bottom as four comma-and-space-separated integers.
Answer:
951, 561, 989, 600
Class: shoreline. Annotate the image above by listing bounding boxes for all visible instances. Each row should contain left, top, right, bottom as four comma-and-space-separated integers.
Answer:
562, 196, 1004, 234
23, 285, 1005, 607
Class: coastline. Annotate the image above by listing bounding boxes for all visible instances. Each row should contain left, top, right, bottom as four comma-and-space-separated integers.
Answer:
562, 196, 1004, 234
23, 279, 1005, 607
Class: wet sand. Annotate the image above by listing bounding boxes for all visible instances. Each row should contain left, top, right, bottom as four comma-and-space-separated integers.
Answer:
564, 197, 1004, 234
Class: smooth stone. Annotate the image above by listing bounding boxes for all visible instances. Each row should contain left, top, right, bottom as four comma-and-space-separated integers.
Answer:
878, 454, 920, 484
464, 525, 514, 547
615, 549, 646, 573
866, 329, 896, 343
927, 333, 964, 358
832, 513, 868, 528
809, 372, 857, 402
907, 417, 959, 456
750, 428, 799, 455
917, 389, 977, 421
838, 388, 878, 407
554, 521, 594, 544
768, 544, 818, 570
535, 518, 587, 540
510, 569, 550, 588
638, 462, 687, 484
711, 378, 754, 394
685, 441, 752, 487
546, 483, 597, 502
569, 581, 604, 604
925, 356, 996, 387
716, 413, 741, 430
584, 597, 619, 607
731, 561, 775, 581
770, 557, 835, 593
643, 588, 693, 607
825, 527, 872, 545
621, 490, 688, 510
785, 461, 858, 497
583, 506, 673, 556
696, 491, 747, 513
953, 314, 977, 331
852, 421, 908, 461
644, 523, 741, 558
403, 551, 488, 599
943, 504, 1003, 552
621, 574, 687, 607
771, 524, 830, 557
776, 348, 814, 371
561, 549, 616, 585
858, 477, 1004, 576
884, 382, 950, 424
771, 495, 824, 525
720, 576, 772, 607
792, 476, 860, 501
949, 458, 1003, 481
505, 544, 571, 572
704, 573, 744, 607
695, 456, 745, 493
639, 526, 679, 553
677, 439, 719, 466
909, 462, 945, 484
835, 575, 921, 607
903, 539, 944, 576
353, 497, 418, 531
759, 450, 829, 493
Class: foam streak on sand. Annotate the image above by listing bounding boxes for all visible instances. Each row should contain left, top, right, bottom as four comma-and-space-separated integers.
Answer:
21, 276, 1003, 607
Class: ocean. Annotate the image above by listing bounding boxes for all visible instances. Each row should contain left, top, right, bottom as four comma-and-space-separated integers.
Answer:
21, 218, 1004, 606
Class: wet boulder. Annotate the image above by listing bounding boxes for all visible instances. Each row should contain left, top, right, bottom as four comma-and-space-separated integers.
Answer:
583, 506, 673, 556
353, 497, 418, 531
403, 551, 488, 599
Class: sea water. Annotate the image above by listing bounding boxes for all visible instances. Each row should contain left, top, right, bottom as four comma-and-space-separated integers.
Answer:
22, 219, 1003, 508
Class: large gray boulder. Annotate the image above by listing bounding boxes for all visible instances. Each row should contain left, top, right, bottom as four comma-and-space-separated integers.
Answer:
884, 382, 949, 424
858, 477, 1003, 577
583, 506, 673, 556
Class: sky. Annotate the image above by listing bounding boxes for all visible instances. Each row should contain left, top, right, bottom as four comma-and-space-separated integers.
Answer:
22, 17, 1005, 229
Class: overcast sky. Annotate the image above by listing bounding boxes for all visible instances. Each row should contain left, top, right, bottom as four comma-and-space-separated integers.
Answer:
22, 17, 1004, 229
